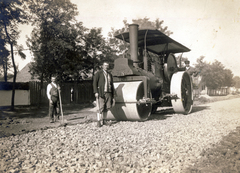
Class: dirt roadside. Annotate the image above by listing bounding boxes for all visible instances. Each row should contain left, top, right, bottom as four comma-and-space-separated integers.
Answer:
0, 103, 97, 138
0, 94, 240, 138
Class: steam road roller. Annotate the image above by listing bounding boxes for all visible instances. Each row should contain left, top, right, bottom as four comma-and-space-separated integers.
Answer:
106, 24, 193, 121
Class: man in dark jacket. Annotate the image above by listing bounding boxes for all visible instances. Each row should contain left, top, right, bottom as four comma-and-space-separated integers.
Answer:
93, 61, 115, 127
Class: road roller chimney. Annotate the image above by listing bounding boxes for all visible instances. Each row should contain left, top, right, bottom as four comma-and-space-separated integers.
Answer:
129, 24, 139, 68
111, 24, 141, 77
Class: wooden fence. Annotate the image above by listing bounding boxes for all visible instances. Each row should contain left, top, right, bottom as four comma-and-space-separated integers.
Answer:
29, 81, 95, 106
207, 88, 228, 96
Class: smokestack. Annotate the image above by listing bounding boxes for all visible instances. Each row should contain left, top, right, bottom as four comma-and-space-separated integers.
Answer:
129, 24, 139, 68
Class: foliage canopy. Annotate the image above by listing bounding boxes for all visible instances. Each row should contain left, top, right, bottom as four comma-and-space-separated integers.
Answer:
27, 0, 117, 83
193, 56, 234, 89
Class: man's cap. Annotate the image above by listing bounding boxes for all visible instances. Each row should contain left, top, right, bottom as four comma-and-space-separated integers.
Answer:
184, 60, 190, 64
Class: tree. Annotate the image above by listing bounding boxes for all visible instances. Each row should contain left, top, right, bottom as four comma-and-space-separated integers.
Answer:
84, 27, 117, 78
205, 60, 225, 89
28, 0, 116, 83
194, 57, 234, 89
233, 76, 240, 88
107, 17, 173, 72
0, 0, 28, 110
132, 18, 173, 36
108, 17, 173, 55
0, 38, 10, 82
223, 69, 234, 87
27, 0, 87, 83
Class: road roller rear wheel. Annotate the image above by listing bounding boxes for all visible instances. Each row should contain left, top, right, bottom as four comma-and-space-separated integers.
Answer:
170, 71, 193, 114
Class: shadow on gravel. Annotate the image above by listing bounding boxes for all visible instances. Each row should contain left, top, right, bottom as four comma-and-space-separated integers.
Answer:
148, 108, 175, 120
0, 103, 93, 120
184, 126, 240, 173
0, 106, 48, 119
191, 105, 210, 113
148, 105, 210, 121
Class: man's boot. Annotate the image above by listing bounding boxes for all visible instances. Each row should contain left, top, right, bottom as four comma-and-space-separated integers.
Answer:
102, 111, 107, 125
102, 119, 112, 126
97, 113, 102, 127
97, 121, 102, 127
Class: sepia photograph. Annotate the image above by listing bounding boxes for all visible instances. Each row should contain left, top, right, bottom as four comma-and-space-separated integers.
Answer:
1, 0, 240, 172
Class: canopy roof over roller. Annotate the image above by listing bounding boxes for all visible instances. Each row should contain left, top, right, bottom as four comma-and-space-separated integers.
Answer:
115, 29, 190, 55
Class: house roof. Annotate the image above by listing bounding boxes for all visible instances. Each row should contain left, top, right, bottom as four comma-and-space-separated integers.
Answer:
11, 63, 39, 82
12, 63, 93, 82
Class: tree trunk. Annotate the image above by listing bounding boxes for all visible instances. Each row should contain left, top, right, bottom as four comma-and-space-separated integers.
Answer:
4, 63, 7, 82
3, 17, 16, 110
1, 57, 8, 82
10, 43, 16, 110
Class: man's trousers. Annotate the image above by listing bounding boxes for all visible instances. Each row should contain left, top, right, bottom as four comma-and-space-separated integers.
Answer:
49, 96, 59, 121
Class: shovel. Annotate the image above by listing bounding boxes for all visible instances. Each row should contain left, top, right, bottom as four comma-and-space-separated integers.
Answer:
58, 86, 67, 125
96, 97, 102, 123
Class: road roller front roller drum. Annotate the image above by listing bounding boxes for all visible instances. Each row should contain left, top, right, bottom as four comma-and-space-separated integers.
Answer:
106, 81, 152, 121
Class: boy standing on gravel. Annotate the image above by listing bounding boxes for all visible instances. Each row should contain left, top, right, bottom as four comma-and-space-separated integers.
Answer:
47, 76, 60, 123
93, 61, 115, 127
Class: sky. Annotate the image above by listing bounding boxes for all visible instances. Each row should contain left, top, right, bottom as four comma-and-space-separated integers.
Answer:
16, 0, 240, 76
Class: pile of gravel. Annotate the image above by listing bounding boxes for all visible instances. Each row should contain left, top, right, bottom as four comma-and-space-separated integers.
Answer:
1, 99, 240, 172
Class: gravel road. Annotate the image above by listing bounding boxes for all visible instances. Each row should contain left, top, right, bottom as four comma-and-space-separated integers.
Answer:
0, 98, 240, 172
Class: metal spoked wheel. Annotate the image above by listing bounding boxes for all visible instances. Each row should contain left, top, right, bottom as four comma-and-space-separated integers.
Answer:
170, 71, 193, 114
